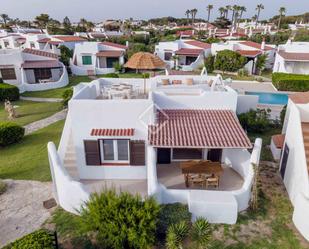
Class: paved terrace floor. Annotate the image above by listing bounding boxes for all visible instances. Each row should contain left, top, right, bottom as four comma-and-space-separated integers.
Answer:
157, 162, 243, 191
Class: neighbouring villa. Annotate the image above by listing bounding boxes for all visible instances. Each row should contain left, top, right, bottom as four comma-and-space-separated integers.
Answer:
271, 92, 309, 240
211, 40, 276, 74
273, 40, 309, 74
0, 48, 68, 92
47, 74, 262, 224
70, 41, 127, 76
154, 39, 211, 71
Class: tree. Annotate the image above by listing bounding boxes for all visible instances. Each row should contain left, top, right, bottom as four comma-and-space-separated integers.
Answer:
63, 16, 72, 30
34, 14, 50, 29
214, 50, 247, 73
0, 14, 10, 27
255, 4, 264, 26
231, 5, 239, 26
218, 7, 225, 18
191, 9, 198, 24
278, 7, 286, 30
185, 10, 191, 24
206, 5, 213, 22
79, 190, 160, 249
239, 6, 247, 22
213, 17, 231, 29
225, 5, 231, 19
59, 45, 73, 66
191, 218, 212, 249
256, 53, 268, 74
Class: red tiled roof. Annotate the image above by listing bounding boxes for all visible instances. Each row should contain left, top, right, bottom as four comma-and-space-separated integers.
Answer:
175, 48, 203, 56
53, 36, 86, 42
48, 40, 62, 45
237, 50, 262, 57
176, 30, 194, 36
184, 40, 211, 49
21, 60, 61, 69
96, 50, 123, 57
101, 41, 127, 49
37, 38, 51, 43
289, 92, 309, 104
91, 128, 135, 136
22, 48, 58, 59
148, 109, 252, 148
278, 51, 309, 61
272, 134, 285, 149
240, 41, 273, 51
220, 32, 247, 38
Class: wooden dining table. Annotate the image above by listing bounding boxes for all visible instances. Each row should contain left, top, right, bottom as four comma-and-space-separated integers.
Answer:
180, 160, 223, 188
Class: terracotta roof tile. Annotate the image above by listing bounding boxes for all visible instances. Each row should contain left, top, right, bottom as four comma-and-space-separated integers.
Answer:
148, 109, 252, 148
175, 48, 203, 56
184, 40, 211, 49
37, 38, 51, 43
278, 51, 309, 61
22, 48, 58, 59
21, 60, 61, 69
91, 128, 135, 136
272, 134, 285, 149
240, 41, 273, 51
101, 41, 127, 49
96, 50, 123, 57
237, 50, 262, 57
53, 36, 86, 42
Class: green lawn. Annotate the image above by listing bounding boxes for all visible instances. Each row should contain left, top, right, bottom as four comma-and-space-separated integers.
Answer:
21, 76, 93, 98
0, 100, 62, 126
0, 120, 64, 181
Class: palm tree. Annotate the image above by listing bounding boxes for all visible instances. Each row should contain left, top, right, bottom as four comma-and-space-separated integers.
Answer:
252, 14, 258, 23
185, 10, 191, 24
255, 4, 264, 26
79, 18, 88, 28
206, 5, 213, 22
225, 5, 231, 19
0, 14, 10, 26
278, 7, 286, 30
239, 6, 247, 20
219, 7, 225, 18
231, 5, 239, 27
191, 8, 198, 24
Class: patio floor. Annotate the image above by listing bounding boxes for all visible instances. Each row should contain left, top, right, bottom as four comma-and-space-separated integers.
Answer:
157, 162, 243, 191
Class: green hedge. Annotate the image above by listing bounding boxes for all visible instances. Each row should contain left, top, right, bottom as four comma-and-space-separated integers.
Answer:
0, 83, 20, 101
0, 122, 25, 146
3, 229, 55, 249
272, 73, 309, 91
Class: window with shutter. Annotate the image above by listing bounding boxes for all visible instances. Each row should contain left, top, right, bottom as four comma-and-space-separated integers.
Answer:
130, 140, 146, 166
0, 68, 16, 80
82, 55, 92, 65
84, 140, 101, 165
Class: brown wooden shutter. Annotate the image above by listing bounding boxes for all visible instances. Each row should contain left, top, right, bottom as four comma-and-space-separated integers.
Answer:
84, 140, 101, 166
130, 140, 146, 166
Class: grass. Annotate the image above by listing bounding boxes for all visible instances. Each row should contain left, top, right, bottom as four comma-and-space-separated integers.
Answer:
21, 76, 93, 98
0, 100, 62, 126
0, 120, 64, 181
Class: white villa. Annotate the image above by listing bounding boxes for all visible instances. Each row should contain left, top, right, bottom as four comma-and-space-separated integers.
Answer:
70, 41, 127, 76
273, 41, 309, 75
47, 74, 262, 224
155, 40, 211, 71
271, 92, 309, 241
212, 40, 276, 74
0, 48, 68, 92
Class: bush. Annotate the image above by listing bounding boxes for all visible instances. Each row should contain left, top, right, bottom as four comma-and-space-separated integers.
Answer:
0, 180, 7, 195
166, 221, 189, 249
204, 55, 215, 73
191, 217, 212, 249
0, 122, 25, 146
214, 50, 247, 73
238, 109, 272, 133
3, 229, 54, 249
102, 73, 119, 78
0, 83, 19, 101
79, 189, 160, 249
62, 88, 73, 107
157, 203, 191, 238
272, 73, 309, 91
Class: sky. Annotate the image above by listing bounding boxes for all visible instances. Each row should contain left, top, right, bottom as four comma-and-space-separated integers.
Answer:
1, 0, 309, 23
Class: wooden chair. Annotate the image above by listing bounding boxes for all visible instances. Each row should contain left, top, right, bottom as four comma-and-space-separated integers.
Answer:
205, 175, 220, 189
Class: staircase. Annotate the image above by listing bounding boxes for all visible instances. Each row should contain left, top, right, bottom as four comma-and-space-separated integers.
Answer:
63, 134, 80, 180
301, 123, 309, 172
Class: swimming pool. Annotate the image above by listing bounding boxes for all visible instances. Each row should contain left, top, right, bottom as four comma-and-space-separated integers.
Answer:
245, 91, 289, 105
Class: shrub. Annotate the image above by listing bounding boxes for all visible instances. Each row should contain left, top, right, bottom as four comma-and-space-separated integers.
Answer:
280, 105, 287, 125
79, 189, 160, 249
272, 73, 309, 91
3, 229, 55, 249
0, 180, 7, 195
113, 61, 122, 72
102, 73, 119, 78
157, 203, 191, 238
238, 109, 272, 133
0, 83, 19, 101
214, 50, 247, 73
204, 55, 215, 73
62, 88, 73, 107
0, 122, 25, 146
166, 221, 189, 249
191, 217, 212, 249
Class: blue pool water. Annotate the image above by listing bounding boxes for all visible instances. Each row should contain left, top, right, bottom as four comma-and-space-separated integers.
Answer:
245, 91, 289, 105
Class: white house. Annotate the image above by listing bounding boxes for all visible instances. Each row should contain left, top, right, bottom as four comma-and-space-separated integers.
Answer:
0, 34, 26, 49
0, 48, 68, 92
273, 41, 309, 74
212, 40, 276, 74
155, 40, 212, 71
47, 74, 262, 224
271, 92, 309, 241
70, 41, 127, 76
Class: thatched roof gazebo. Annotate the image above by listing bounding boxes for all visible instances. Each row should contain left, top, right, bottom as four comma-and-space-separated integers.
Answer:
124, 52, 166, 72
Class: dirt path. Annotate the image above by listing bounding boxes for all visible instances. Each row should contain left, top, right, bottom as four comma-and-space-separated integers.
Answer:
0, 180, 55, 247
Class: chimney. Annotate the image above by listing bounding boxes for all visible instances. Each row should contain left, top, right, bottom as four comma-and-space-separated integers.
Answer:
261, 38, 265, 50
